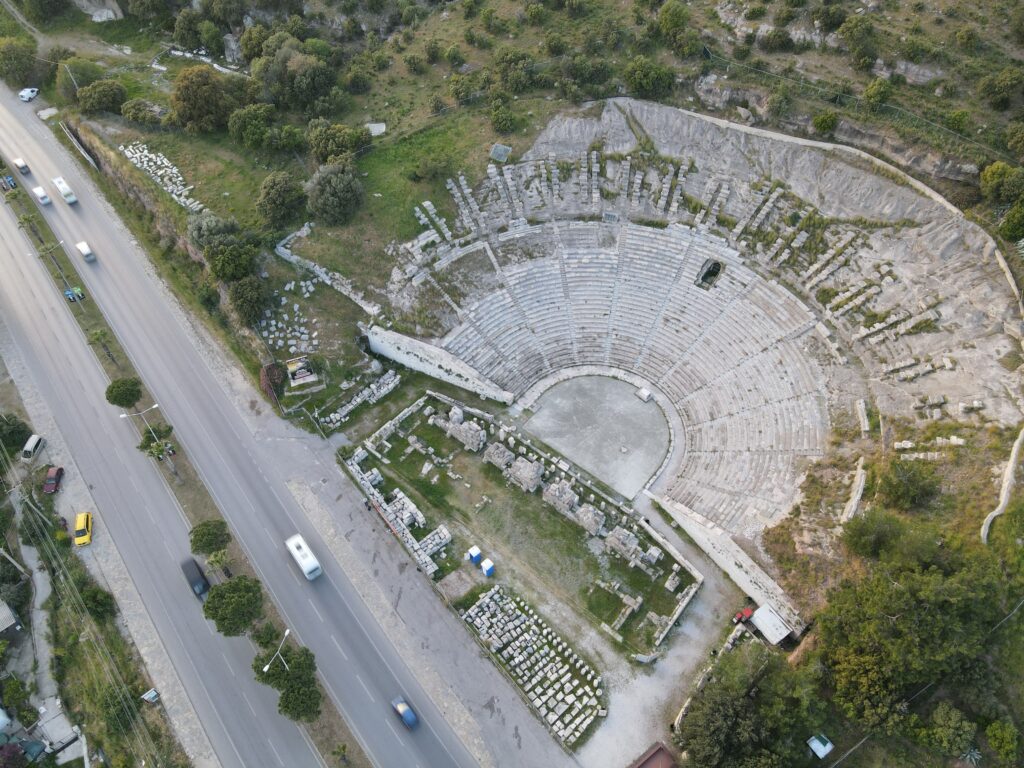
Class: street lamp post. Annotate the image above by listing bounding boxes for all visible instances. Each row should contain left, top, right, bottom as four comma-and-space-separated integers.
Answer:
120, 404, 177, 475
263, 628, 291, 674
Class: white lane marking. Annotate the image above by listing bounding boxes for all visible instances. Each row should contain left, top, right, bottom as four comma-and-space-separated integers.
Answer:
241, 690, 258, 718
356, 674, 375, 703
222, 653, 236, 677
385, 719, 401, 740
308, 599, 324, 623
267, 738, 285, 767
330, 634, 349, 661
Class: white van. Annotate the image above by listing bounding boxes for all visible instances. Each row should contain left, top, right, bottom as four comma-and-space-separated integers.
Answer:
12, 158, 28, 174
21, 434, 44, 462
32, 186, 50, 205
285, 534, 322, 580
52, 176, 76, 205
75, 241, 95, 263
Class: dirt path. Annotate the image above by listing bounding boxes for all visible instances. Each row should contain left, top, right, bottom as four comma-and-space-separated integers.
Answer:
0, 0, 139, 62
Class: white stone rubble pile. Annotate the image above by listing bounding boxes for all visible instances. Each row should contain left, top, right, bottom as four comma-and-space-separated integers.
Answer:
120, 141, 203, 212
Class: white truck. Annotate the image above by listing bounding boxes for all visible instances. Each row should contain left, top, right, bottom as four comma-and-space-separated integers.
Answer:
52, 176, 77, 205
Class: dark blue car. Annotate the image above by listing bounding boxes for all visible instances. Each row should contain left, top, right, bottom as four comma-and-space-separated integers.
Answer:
391, 697, 418, 729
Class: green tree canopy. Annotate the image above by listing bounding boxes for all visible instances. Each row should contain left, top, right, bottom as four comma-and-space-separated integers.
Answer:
229, 275, 271, 326
0, 414, 31, 460
203, 576, 263, 635
240, 24, 269, 62
105, 377, 143, 409
228, 103, 276, 149
876, 458, 939, 511
256, 171, 306, 228
624, 56, 674, 99
305, 162, 364, 225
170, 65, 239, 132
56, 57, 104, 102
0, 37, 37, 86
306, 120, 372, 163
205, 239, 259, 282
173, 9, 202, 51
189, 519, 231, 555
77, 78, 127, 114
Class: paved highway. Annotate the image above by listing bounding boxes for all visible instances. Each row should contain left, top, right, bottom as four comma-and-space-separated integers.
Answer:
0, 93, 479, 767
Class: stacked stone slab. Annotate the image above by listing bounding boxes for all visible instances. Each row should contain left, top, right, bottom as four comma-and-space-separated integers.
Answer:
463, 586, 602, 746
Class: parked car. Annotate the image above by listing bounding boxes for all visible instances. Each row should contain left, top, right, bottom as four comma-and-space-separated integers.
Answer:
391, 697, 418, 729
18, 88, 38, 102
73, 512, 93, 546
12, 158, 28, 174
31, 186, 50, 205
75, 241, 95, 263
42, 466, 64, 494
180, 558, 210, 599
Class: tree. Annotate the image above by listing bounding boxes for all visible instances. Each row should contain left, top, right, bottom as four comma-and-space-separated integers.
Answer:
305, 163, 364, 225
55, 57, 104, 102
986, 720, 1019, 766
490, 102, 516, 133
876, 459, 938, 511
105, 377, 143, 409
203, 576, 263, 635
121, 98, 160, 125
0, 38, 36, 86
20, 0, 68, 24
190, 519, 231, 554
494, 48, 536, 93
842, 509, 904, 558
39, 44, 73, 86
228, 103, 276, 149
187, 210, 239, 249
0, 414, 30, 461
77, 79, 127, 114
624, 56, 674, 99
82, 585, 117, 619
198, 21, 225, 58
256, 171, 306, 228
278, 681, 322, 721
0, 743, 27, 768
173, 9, 203, 51
818, 553, 1003, 732
240, 24, 269, 62
306, 121, 372, 163
170, 65, 237, 132
812, 4, 846, 32
203, 0, 245, 26
980, 160, 1024, 203
205, 239, 258, 282
926, 702, 976, 757
229, 276, 271, 325
343, 66, 372, 95
206, 548, 233, 571
657, 0, 689, 40
127, 0, 167, 18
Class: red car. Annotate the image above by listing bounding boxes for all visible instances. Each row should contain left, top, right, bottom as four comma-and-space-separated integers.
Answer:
42, 466, 64, 494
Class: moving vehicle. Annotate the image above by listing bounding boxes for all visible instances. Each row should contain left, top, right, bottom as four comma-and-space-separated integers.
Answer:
391, 697, 418, 729
18, 88, 38, 102
31, 186, 50, 205
52, 177, 77, 204
75, 241, 95, 263
285, 534, 322, 580
42, 466, 64, 494
180, 558, 210, 599
12, 158, 28, 174
21, 434, 44, 461
73, 512, 93, 546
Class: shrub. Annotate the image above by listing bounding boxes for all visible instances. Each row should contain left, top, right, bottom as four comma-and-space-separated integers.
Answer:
82, 585, 117, 619
229, 276, 271, 325
999, 201, 1024, 241
120, 98, 160, 125
812, 109, 839, 134
445, 45, 465, 68
198, 21, 224, 57
876, 459, 939, 511
838, 15, 876, 71
21, 0, 68, 24
404, 53, 425, 74
978, 67, 1023, 110
544, 32, 567, 56
425, 39, 441, 63
525, 3, 544, 25
344, 66, 372, 94
745, 5, 767, 20
759, 28, 794, 52
979, 161, 1024, 203
56, 57, 104, 102
986, 720, 1019, 766
812, 4, 846, 32
278, 680, 322, 721
204, 576, 263, 635
190, 519, 231, 554
173, 9, 202, 50
862, 77, 893, 110
1006, 122, 1024, 160
100, 685, 139, 735
565, 0, 585, 17
187, 210, 239, 249
429, 94, 447, 114
0, 414, 31, 460
306, 120, 372, 163
105, 378, 142, 409
842, 509, 903, 558
925, 702, 976, 757
494, 48, 536, 93
256, 171, 306, 228
490, 103, 516, 133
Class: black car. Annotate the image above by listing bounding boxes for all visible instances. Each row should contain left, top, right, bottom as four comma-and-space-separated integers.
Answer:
180, 558, 210, 599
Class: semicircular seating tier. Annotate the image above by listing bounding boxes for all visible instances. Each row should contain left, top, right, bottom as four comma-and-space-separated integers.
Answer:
411, 220, 830, 537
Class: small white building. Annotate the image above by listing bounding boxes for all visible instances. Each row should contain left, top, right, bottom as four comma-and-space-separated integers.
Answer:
807, 734, 834, 759
750, 604, 794, 645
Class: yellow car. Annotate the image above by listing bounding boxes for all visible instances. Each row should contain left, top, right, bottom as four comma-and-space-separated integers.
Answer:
73, 512, 93, 546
